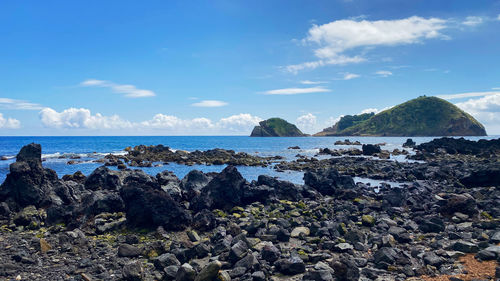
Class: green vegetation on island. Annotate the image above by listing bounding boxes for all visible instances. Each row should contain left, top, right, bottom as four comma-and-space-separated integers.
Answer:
250, 118, 306, 137
315, 96, 486, 136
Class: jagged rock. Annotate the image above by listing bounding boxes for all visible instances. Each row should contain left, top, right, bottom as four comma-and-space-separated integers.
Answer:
62, 171, 86, 184
331, 256, 359, 281
461, 168, 500, 188
229, 240, 248, 263
362, 144, 381, 156
476, 248, 498, 260
16, 143, 41, 162
0, 143, 62, 208
80, 191, 125, 216
153, 253, 180, 270
403, 139, 416, 148
423, 252, 445, 266
194, 261, 221, 281
122, 261, 143, 281
234, 252, 259, 271
191, 166, 246, 211
164, 265, 180, 280
120, 173, 192, 230
417, 216, 445, 233
157, 171, 182, 201
192, 209, 217, 231
118, 244, 142, 257
275, 255, 305, 275
261, 244, 280, 263
304, 270, 334, 281
304, 168, 355, 196
84, 166, 122, 191
176, 263, 196, 281
451, 241, 479, 253
255, 175, 305, 201
373, 247, 397, 269
441, 193, 477, 216
180, 170, 211, 201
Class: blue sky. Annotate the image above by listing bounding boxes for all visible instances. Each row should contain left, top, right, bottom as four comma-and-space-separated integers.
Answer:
1, 0, 499, 135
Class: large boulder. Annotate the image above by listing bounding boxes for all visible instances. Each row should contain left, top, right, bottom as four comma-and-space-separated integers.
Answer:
80, 191, 125, 216
304, 168, 355, 196
120, 174, 192, 230
191, 166, 247, 211
255, 175, 306, 201
460, 168, 500, 188
0, 143, 62, 209
180, 170, 212, 201
157, 171, 182, 201
84, 166, 123, 191
16, 143, 42, 162
362, 144, 381, 156
440, 193, 477, 216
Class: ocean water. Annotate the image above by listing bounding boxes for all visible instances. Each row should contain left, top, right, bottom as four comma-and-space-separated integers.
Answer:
0, 136, 497, 185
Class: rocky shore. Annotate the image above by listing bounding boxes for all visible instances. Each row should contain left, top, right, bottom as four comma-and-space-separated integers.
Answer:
76, 145, 283, 168
0, 139, 499, 281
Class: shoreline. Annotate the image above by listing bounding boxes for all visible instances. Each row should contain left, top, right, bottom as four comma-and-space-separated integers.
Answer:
0, 138, 499, 281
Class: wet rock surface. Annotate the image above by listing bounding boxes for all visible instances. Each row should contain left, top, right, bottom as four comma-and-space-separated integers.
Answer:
0, 140, 499, 280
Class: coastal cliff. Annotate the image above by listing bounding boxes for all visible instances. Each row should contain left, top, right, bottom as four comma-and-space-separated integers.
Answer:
315, 96, 487, 136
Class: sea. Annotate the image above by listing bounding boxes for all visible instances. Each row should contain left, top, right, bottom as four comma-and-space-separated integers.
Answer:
0, 136, 497, 186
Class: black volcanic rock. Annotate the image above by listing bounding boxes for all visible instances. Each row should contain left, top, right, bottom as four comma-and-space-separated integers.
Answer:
16, 143, 42, 162
362, 144, 381, 156
180, 170, 212, 201
304, 168, 355, 196
191, 165, 246, 211
0, 144, 62, 209
121, 183, 192, 231
84, 166, 123, 191
461, 168, 500, 188
416, 137, 500, 155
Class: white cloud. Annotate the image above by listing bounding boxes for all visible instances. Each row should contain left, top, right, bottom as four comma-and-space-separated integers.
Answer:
0, 113, 21, 129
191, 100, 228, 107
296, 113, 317, 133
325, 115, 344, 127
39, 108, 262, 135
342, 73, 360, 80
39, 108, 133, 129
455, 94, 500, 113
437, 91, 500, 100
359, 108, 379, 114
300, 80, 327, 85
0, 98, 44, 110
462, 16, 484, 26
455, 93, 500, 134
286, 16, 448, 72
375, 70, 393, 77
497, 14, 500, 21
264, 87, 331, 95
285, 56, 365, 73
217, 113, 263, 132
80, 79, 155, 98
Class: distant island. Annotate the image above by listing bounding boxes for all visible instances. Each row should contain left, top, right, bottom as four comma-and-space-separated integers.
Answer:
250, 118, 306, 137
314, 96, 487, 137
